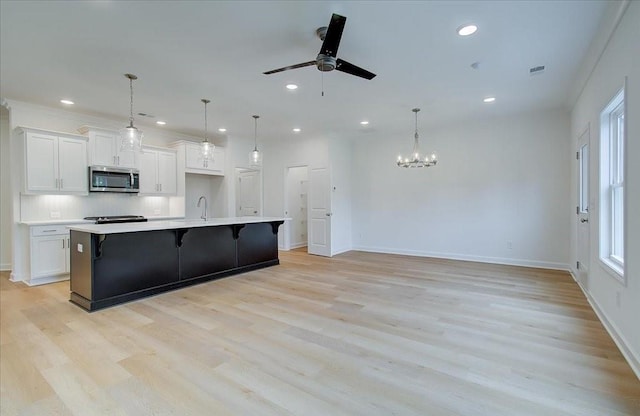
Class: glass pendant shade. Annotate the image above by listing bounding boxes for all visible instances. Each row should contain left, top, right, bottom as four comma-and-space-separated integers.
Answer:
200, 99, 214, 161
249, 115, 262, 167
119, 73, 143, 152
397, 108, 437, 168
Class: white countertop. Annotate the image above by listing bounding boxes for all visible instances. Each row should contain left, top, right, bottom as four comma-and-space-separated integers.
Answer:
20, 216, 184, 226
66, 217, 289, 234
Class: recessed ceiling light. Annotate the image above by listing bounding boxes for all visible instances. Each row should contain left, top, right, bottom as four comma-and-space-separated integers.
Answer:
60, 99, 74, 105
156, 120, 166, 125
360, 120, 369, 125
292, 128, 301, 133
457, 24, 477, 36
218, 128, 227, 132
483, 97, 496, 103
286, 84, 298, 90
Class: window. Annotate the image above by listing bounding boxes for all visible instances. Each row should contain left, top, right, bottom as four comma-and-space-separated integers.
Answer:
599, 86, 625, 282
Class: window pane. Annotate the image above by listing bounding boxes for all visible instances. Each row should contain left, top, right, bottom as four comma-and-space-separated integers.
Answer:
612, 185, 624, 261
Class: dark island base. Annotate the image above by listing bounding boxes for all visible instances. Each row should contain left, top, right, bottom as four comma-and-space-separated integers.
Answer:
69, 259, 278, 312
69, 221, 283, 312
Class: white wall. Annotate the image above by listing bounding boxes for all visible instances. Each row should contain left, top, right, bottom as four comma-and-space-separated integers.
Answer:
262, 136, 328, 249
569, 0, 639, 374
0, 106, 11, 270
329, 138, 353, 256
351, 109, 571, 269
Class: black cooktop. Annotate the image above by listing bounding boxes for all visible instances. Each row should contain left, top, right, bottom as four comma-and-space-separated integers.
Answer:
83, 215, 148, 224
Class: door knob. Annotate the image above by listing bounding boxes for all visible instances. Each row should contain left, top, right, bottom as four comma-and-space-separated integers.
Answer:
580, 218, 589, 223
326, 213, 332, 217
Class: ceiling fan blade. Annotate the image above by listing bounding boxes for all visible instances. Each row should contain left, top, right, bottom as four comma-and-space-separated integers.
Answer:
263, 61, 316, 75
320, 13, 346, 57
335, 59, 376, 80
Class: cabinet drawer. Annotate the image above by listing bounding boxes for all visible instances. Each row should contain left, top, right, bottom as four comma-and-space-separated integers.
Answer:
31, 225, 69, 236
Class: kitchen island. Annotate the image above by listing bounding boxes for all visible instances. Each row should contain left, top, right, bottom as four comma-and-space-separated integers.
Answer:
67, 217, 286, 311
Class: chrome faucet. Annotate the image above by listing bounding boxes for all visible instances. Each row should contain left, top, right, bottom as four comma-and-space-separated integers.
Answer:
197, 195, 208, 220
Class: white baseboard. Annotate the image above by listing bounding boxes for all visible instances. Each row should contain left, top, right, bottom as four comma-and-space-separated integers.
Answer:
0, 263, 11, 272
290, 242, 307, 250
23, 275, 69, 286
331, 247, 351, 256
9, 271, 24, 282
569, 270, 640, 380
353, 245, 570, 271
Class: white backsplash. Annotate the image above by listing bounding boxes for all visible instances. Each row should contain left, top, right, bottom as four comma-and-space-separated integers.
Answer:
20, 193, 179, 221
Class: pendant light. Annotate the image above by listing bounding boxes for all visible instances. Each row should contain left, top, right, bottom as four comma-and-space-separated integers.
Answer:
397, 108, 437, 168
200, 99, 214, 161
119, 73, 143, 152
249, 115, 262, 167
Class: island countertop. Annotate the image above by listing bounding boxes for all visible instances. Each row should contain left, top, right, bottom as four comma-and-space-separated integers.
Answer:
67, 216, 289, 235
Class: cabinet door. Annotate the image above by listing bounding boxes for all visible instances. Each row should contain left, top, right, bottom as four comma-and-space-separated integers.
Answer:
116, 146, 137, 168
90, 131, 117, 166
25, 132, 58, 192
139, 149, 158, 194
185, 143, 206, 169
31, 236, 67, 278
210, 147, 225, 174
58, 137, 88, 193
157, 151, 177, 194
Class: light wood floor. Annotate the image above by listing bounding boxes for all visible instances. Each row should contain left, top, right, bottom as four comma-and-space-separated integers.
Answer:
1, 249, 639, 415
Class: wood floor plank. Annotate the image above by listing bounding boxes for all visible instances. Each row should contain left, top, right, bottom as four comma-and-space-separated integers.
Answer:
1, 249, 639, 415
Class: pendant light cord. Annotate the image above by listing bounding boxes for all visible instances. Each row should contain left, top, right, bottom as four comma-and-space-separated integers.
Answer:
412, 108, 420, 154
253, 115, 259, 151
129, 77, 134, 127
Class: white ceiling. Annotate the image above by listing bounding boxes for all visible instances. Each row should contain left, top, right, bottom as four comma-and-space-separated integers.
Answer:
0, 1, 608, 143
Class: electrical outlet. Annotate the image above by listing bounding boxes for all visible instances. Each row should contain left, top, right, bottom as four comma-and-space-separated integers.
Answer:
507, 241, 513, 250
50, 211, 60, 218
77, 244, 83, 253
153, 209, 161, 215
616, 291, 621, 308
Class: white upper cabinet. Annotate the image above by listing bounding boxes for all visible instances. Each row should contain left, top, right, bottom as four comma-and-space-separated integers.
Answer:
139, 146, 177, 195
79, 126, 137, 168
20, 127, 88, 195
184, 142, 225, 175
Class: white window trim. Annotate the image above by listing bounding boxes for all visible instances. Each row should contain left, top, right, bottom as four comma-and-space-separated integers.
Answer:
599, 84, 626, 285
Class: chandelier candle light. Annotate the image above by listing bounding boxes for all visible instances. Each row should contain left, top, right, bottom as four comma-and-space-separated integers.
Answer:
397, 108, 437, 168
250, 115, 263, 167
200, 99, 214, 161
119, 73, 143, 152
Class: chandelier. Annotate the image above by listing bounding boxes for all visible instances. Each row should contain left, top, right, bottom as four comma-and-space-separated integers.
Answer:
397, 108, 437, 168
200, 99, 215, 161
119, 73, 143, 152
249, 115, 262, 167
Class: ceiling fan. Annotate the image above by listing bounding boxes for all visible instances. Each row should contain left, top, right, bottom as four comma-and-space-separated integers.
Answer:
263, 13, 376, 80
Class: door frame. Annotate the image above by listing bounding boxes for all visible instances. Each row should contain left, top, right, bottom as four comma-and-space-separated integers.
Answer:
282, 165, 309, 251
576, 124, 590, 289
234, 167, 263, 217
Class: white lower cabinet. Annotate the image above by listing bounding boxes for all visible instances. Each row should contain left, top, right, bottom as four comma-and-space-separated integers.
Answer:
29, 225, 70, 284
139, 147, 177, 195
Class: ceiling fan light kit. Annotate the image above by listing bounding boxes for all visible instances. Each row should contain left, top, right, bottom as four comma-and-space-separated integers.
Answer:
397, 108, 438, 169
119, 73, 143, 152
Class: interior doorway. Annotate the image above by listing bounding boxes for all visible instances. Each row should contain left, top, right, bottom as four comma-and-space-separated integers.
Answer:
284, 166, 309, 250
235, 168, 262, 217
577, 126, 590, 290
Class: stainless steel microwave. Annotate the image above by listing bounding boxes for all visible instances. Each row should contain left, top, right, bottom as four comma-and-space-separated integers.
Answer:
89, 166, 140, 193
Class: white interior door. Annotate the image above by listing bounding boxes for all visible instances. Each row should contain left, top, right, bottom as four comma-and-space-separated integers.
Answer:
308, 167, 331, 257
577, 127, 590, 289
237, 169, 260, 216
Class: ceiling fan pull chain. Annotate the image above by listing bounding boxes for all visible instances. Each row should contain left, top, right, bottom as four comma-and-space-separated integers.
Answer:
322, 71, 324, 97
